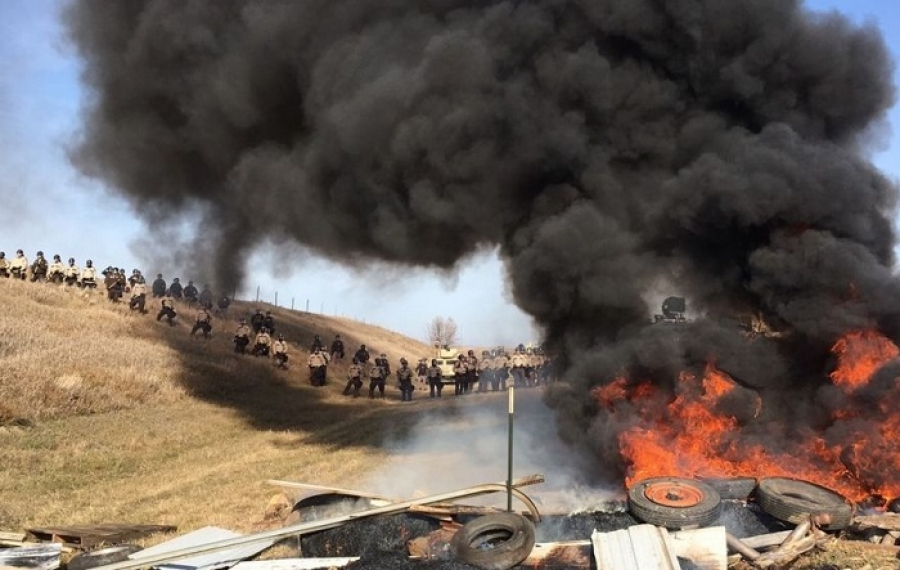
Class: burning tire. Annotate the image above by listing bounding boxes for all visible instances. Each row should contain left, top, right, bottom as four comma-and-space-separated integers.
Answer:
756, 477, 853, 531
628, 477, 722, 529
450, 513, 536, 570
700, 476, 758, 501
67, 545, 143, 570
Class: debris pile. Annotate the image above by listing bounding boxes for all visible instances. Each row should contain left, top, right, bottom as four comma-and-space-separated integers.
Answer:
3, 473, 900, 570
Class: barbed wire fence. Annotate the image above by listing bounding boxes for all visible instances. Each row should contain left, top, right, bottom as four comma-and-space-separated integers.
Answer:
233, 285, 367, 325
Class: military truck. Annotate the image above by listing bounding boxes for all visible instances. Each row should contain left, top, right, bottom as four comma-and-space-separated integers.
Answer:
433, 345, 461, 385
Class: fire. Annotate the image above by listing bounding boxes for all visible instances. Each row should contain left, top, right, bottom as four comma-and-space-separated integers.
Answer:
598, 331, 900, 503
830, 330, 899, 393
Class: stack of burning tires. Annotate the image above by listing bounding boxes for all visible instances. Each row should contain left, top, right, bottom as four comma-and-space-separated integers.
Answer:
627, 475, 854, 530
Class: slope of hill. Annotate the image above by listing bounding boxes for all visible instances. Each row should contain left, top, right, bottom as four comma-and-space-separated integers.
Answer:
0, 278, 442, 531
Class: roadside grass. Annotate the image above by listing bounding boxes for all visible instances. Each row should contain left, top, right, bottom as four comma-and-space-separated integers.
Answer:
0, 277, 433, 533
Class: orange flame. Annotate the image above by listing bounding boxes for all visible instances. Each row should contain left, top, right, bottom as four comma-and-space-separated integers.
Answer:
601, 331, 900, 503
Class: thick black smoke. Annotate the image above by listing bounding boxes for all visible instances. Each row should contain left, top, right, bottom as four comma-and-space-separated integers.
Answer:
65, 1, 900, 476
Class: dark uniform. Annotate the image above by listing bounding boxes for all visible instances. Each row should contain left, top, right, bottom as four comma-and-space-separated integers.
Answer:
183, 281, 199, 304
427, 360, 443, 398
310, 335, 325, 352
198, 285, 213, 309
262, 311, 275, 335
30, 251, 48, 282
168, 278, 183, 298
0, 252, 8, 278
397, 359, 415, 402
191, 308, 213, 338
250, 310, 264, 333
152, 274, 167, 297
355, 345, 370, 372
330, 335, 345, 361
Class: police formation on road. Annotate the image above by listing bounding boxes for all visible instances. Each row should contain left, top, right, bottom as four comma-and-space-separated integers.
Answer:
3, 248, 554, 402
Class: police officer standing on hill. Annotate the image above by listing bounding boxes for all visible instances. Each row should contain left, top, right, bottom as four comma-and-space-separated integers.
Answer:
152, 273, 167, 298
9, 250, 27, 280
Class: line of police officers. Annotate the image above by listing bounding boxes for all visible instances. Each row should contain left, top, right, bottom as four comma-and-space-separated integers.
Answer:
4, 250, 552, 401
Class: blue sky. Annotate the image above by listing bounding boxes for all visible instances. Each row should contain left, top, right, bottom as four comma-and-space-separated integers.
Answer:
1, 0, 898, 346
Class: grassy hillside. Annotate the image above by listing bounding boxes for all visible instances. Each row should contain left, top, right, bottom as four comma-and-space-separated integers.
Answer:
0, 278, 439, 531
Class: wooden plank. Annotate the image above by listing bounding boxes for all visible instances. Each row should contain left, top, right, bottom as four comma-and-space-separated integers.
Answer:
669, 526, 727, 570
520, 541, 592, 569
265, 481, 393, 502
25, 525, 176, 549
232, 559, 359, 570
852, 513, 900, 532
88, 474, 545, 570
738, 530, 792, 550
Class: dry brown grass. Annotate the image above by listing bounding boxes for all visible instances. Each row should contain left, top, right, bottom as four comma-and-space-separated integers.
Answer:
0, 277, 435, 534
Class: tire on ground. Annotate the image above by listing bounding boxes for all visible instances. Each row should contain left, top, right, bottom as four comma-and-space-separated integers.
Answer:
628, 476, 723, 529
700, 476, 758, 501
756, 477, 854, 531
67, 545, 143, 570
450, 512, 536, 570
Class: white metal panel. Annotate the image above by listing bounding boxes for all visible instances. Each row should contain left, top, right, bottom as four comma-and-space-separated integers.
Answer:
128, 527, 276, 570
592, 525, 681, 570
669, 526, 727, 570
231, 558, 359, 570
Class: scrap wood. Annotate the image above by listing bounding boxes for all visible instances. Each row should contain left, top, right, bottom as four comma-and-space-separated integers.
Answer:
25, 525, 177, 550
88, 474, 545, 570
851, 513, 900, 532
231, 559, 359, 570
407, 503, 504, 517
0, 531, 27, 547
736, 531, 792, 551
520, 540, 592, 569
265, 481, 393, 502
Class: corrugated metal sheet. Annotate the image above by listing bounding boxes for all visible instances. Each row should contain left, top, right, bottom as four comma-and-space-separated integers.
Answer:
592, 524, 682, 570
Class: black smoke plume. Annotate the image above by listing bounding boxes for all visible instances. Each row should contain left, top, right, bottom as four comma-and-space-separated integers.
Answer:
65, 0, 900, 480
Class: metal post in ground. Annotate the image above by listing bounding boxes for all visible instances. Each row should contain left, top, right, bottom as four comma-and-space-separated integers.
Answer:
275, 291, 278, 307
507, 385, 515, 512
256, 286, 260, 302
291, 298, 294, 311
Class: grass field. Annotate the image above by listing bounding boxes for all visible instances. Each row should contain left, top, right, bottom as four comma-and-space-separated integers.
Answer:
1, 278, 897, 569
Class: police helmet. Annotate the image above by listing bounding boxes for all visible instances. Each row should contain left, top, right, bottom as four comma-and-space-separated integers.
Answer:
36, 251, 43, 256
16, 249, 23, 255
157, 273, 163, 278
0, 252, 4, 258
278, 334, 284, 340
431, 359, 437, 366
68, 257, 75, 264
173, 277, 180, 282
86, 260, 93, 267
360, 344, 366, 349
188, 280, 194, 284
53, 254, 61, 261
400, 358, 408, 365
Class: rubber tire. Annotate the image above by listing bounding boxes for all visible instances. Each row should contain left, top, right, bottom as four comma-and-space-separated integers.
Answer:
756, 477, 854, 531
628, 476, 723, 529
450, 513, 536, 570
67, 545, 143, 570
700, 477, 758, 501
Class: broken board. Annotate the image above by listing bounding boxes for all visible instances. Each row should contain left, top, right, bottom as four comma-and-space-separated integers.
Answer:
25, 525, 176, 549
